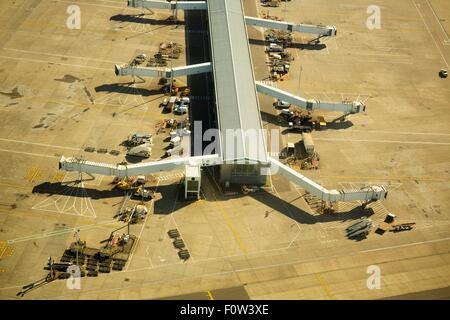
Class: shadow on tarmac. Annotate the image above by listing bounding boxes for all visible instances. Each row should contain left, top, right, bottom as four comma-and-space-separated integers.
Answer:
248, 38, 327, 51
250, 190, 375, 225
95, 83, 163, 96
110, 14, 185, 26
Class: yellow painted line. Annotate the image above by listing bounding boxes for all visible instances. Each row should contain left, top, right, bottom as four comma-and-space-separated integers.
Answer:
36, 170, 45, 182
52, 172, 66, 183
25, 167, 43, 183
320, 175, 450, 182
25, 167, 46, 183
204, 177, 248, 254
5, 247, 14, 257
206, 291, 214, 300
25, 167, 35, 181
30, 169, 39, 183
0, 240, 10, 260
218, 204, 248, 254
315, 274, 336, 300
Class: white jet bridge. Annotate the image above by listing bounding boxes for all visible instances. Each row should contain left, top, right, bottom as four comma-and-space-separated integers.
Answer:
121, 0, 354, 115
59, 155, 387, 203
115, 62, 212, 78
244, 16, 336, 37
127, 0, 207, 10
59, 154, 221, 178
58, 0, 388, 203
255, 81, 366, 114
128, 0, 337, 37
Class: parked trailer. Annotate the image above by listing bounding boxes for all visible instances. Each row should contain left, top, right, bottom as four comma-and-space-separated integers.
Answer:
274, 99, 290, 109
288, 121, 313, 132
170, 136, 182, 147
166, 145, 184, 157
165, 96, 177, 113
127, 144, 152, 158
262, 1, 280, 8
266, 43, 283, 52
302, 132, 314, 155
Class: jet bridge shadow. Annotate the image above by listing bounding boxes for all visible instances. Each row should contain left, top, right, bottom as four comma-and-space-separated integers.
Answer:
260, 110, 354, 131
288, 42, 327, 51
31, 181, 193, 214
95, 83, 163, 96
110, 14, 185, 26
32, 182, 125, 200
31, 179, 372, 225
250, 190, 374, 225
201, 170, 372, 225
153, 183, 194, 215
260, 110, 289, 128
124, 155, 145, 163
325, 120, 354, 130
248, 38, 327, 51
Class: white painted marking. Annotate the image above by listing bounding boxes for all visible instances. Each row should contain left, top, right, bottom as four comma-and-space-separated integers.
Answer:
31, 236, 450, 299
314, 137, 450, 146
0, 55, 110, 71
348, 129, 450, 137
412, 0, 450, 69
271, 180, 303, 236
326, 59, 413, 65
0, 138, 81, 151
361, 237, 450, 253
125, 177, 161, 270
345, 51, 409, 58
95, 85, 149, 106
425, 0, 450, 44
32, 180, 96, 218
55, 0, 127, 9
3, 48, 123, 65
163, 185, 196, 262
7, 219, 117, 245
145, 246, 154, 268
0, 148, 58, 159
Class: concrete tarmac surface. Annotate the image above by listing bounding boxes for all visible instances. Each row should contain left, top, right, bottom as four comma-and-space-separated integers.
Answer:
0, 0, 449, 300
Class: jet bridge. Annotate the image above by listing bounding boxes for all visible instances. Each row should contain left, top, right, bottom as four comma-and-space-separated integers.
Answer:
58, 154, 387, 202
59, 154, 221, 179
57, 0, 387, 205
115, 62, 212, 79
244, 16, 337, 37
268, 157, 388, 202
127, 0, 337, 37
127, 0, 207, 10
255, 81, 366, 114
